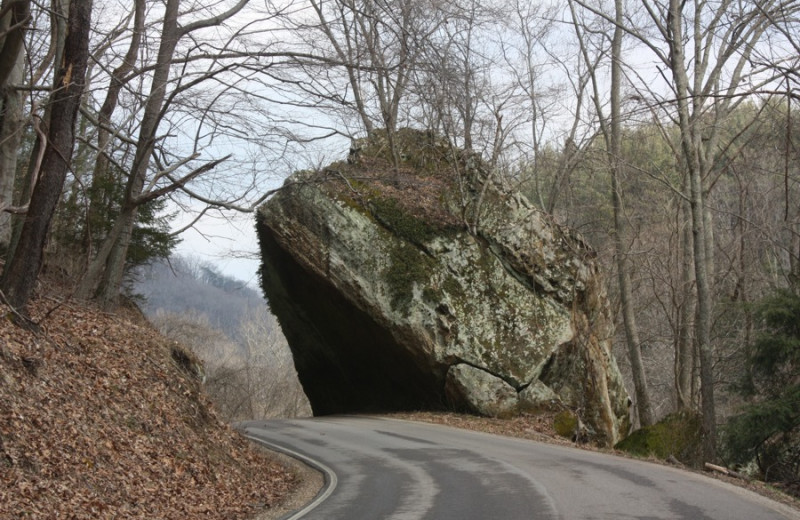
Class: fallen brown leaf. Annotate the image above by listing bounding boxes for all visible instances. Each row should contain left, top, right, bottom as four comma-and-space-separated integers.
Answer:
0, 292, 297, 519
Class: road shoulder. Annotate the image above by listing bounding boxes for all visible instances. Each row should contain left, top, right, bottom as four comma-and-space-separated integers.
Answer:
249, 444, 324, 520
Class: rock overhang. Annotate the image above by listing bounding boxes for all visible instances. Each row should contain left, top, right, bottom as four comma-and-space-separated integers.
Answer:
257, 223, 447, 414
256, 129, 631, 445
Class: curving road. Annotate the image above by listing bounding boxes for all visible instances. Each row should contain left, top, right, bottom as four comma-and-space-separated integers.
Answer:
240, 416, 797, 520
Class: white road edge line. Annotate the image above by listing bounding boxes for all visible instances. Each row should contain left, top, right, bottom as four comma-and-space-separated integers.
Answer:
244, 432, 338, 520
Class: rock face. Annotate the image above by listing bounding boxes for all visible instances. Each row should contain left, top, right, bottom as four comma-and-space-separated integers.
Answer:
257, 129, 630, 445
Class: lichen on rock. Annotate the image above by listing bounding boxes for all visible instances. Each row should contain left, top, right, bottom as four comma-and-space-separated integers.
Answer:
256, 128, 630, 445
445, 364, 519, 418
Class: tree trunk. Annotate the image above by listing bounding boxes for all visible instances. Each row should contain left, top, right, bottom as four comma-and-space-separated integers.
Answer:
76, 0, 250, 307
666, 0, 716, 462
6, 0, 69, 265
0, 48, 24, 252
675, 191, 695, 410
0, 0, 30, 229
84, 0, 145, 256
692, 156, 716, 462
0, 0, 30, 89
0, 0, 93, 310
610, 0, 654, 427
77, 0, 181, 305
94, 206, 137, 308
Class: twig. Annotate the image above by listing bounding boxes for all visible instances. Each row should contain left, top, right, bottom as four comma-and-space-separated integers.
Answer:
39, 296, 68, 325
0, 288, 39, 332
324, 167, 361, 196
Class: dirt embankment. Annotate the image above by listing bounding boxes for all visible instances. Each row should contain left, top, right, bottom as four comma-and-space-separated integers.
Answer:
0, 293, 297, 519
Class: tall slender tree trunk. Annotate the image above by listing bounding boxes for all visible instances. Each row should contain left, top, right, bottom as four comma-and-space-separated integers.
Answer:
691, 152, 716, 462
0, 0, 93, 309
0, 0, 30, 89
675, 191, 695, 410
0, 0, 30, 249
84, 0, 145, 256
6, 0, 68, 264
667, 0, 716, 462
610, 0, 654, 427
793, 224, 800, 290
785, 93, 799, 290
76, 0, 249, 307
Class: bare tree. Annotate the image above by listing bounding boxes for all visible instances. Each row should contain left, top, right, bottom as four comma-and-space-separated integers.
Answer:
566, 0, 655, 426
608, 0, 656, 427
570, 0, 797, 458
74, 0, 253, 307
288, 0, 447, 166
1, 0, 93, 310
648, 0, 782, 461
2, 0, 64, 257
496, 0, 561, 207
81, 0, 146, 254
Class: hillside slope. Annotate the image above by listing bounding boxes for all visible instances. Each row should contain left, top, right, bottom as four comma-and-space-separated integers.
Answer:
0, 293, 295, 519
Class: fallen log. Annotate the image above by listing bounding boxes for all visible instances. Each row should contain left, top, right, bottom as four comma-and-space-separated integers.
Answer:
704, 462, 747, 480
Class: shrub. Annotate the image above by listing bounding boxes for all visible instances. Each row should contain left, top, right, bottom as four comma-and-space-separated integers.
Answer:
722, 289, 800, 495
615, 411, 703, 465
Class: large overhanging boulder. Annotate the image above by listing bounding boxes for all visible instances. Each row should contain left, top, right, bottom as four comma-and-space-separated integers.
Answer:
257, 129, 630, 445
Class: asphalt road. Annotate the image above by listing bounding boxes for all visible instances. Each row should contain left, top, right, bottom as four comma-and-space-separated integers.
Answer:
240, 416, 798, 520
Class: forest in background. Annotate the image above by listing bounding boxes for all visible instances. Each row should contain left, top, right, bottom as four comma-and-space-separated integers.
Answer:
134, 256, 311, 420
0, 0, 797, 490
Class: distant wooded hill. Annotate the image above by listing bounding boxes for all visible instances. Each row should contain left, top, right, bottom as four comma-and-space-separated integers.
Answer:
133, 256, 310, 420
134, 256, 267, 344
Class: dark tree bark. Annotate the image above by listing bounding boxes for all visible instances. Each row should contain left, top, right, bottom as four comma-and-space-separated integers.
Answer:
0, 0, 93, 310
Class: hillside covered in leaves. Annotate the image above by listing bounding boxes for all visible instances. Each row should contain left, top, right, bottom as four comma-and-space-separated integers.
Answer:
0, 290, 296, 519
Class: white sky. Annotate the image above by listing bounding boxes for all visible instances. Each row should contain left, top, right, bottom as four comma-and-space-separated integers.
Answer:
171, 208, 263, 288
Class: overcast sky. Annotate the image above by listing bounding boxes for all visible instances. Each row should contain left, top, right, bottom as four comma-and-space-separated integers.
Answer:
171, 207, 262, 287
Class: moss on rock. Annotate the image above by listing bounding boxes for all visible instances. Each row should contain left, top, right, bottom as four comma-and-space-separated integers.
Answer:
615, 411, 703, 465
554, 410, 580, 438
370, 196, 439, 245
383, 242, 434, 313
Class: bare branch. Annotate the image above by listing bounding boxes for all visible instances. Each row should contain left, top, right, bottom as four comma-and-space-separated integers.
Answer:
135, 155, 231, 206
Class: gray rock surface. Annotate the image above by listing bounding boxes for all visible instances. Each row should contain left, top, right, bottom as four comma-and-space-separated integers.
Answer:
445, 364, 520, 418
257, 129, 630, 445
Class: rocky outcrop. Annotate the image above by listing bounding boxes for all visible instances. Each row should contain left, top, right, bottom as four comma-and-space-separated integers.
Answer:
257, 129, 630, 445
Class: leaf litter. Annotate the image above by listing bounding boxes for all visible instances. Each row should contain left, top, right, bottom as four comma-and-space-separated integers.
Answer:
0, 294, 295, 519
